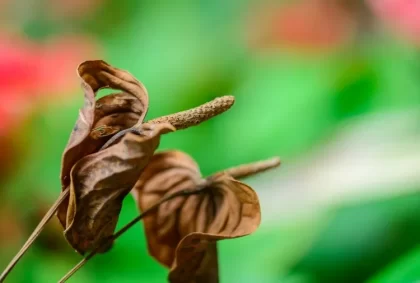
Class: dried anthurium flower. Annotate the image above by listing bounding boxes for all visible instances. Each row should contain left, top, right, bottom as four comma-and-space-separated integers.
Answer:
57, 60, 174, 254
56, 61, 235, 255
132, 151, 280, 283
1, 61, 235, 282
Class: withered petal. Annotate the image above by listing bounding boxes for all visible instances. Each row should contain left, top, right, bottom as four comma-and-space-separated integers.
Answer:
61, 60, 148, 190
58, 60, 149, 228
168, 176, 260, 283
64, 123, 174, 254
132, 150, 202, 267
132, 150, 261, 282
169, 235, 218, 283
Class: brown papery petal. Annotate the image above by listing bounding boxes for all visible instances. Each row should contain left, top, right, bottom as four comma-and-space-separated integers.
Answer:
132, 151, 261, 283
60, 60, 148, 191
64, 123, 174, 255
168, 175, 260, 283
132, 150, 203, 267
58, 61, 149, 228
169, 236, 218, 283
90, 93, 145, 140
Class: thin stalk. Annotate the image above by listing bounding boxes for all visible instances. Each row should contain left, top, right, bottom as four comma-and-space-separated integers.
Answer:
59, 156, 280, 282
58, 186, 205, 282
0, 188, 69, 282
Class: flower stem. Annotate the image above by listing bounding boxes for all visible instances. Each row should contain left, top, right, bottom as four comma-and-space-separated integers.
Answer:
0, 188, 69, 282
58, 187, 204, 282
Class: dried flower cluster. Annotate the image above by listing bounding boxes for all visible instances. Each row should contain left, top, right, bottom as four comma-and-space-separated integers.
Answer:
0, 60, 280, 283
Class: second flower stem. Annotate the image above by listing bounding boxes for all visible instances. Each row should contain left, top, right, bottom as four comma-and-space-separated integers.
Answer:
0, 188, 69, 282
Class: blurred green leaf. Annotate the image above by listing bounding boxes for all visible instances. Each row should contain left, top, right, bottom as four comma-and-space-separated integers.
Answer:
330, 58, 378, 120
218, 54, 336, 165
368, 245, 420, 283
283, 191, 420, 283
219, 214, 329, 283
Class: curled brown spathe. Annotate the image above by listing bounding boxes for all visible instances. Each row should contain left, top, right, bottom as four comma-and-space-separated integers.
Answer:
58, 60, 174, 254
133, 151, 262, 282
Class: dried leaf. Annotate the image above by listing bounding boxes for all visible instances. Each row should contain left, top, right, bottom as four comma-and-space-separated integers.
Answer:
65, 123, 174, 254
58, 60, 148, 229
132, 151, 261, 283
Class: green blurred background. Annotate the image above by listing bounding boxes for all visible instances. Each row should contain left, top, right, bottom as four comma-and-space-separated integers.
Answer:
1, 0, 420, 282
